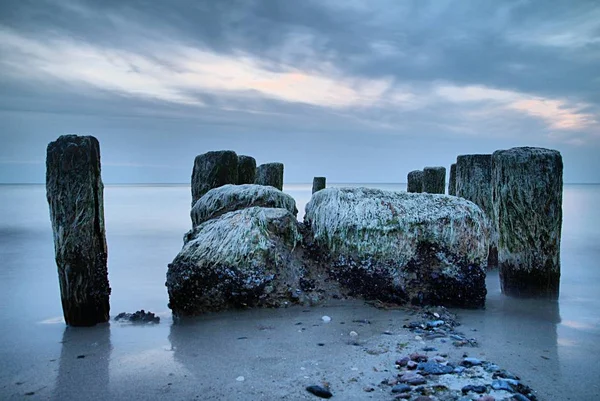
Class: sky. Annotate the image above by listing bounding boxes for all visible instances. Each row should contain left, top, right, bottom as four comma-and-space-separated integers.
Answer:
0, 0, 599, 184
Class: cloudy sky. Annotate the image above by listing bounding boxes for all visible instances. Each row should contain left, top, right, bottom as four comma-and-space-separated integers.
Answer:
0, 0, 599, 184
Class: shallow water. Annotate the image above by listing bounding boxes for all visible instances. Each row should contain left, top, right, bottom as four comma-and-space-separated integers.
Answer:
0, 183, 598, 399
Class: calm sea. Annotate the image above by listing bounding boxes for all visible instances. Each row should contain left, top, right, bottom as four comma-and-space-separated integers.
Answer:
0, 183, 599, 398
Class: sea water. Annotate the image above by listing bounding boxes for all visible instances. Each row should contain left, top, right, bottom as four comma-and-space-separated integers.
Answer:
0, 183, 598, 398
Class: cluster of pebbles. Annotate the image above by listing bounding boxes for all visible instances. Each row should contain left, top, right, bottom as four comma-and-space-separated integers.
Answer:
385, 307, 537, 401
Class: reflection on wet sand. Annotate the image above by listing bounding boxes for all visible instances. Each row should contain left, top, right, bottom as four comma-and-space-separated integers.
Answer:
54, 324, 112, 401
456, 271, 562, 400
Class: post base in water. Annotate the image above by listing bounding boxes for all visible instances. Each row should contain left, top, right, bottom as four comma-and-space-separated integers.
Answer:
499, 263, 560, 299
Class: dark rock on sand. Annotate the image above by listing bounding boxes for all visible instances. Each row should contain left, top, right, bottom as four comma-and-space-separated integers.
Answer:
306, 385, 332, 398
461, 384, 487, 394
190, 184, 297, 227
114, 310, 160, 324
391, 383, 411, 393
417, 362, 454, 375
304, 187, 489, 308
46, 135, 110, 326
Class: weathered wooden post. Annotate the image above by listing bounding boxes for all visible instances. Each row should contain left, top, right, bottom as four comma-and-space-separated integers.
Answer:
422, 166, 446, 194
448, 163, 457, 196
407, 170, 423, 193
191, 150, 238, 206
255, 162, 284, 190
492, 147, 563, 298
46, 135, 110, 326
312, 177, 326, 194
237, 155, 256, 185
456, 154, 496, 268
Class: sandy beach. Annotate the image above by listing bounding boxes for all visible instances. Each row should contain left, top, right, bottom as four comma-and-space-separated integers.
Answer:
3, 287, 594, 401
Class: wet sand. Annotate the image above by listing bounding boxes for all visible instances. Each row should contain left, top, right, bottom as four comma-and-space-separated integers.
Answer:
2, 292, 595, 401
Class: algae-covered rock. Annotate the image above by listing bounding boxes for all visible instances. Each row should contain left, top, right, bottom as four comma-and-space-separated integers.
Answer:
448, 163, 457, 196
304, 187, 488, 308
407, 170, 423, 193
255, 162, 284, 190
422, 167, 446, 194
191, 150, 238, 206
456, 154, 497, 268
237, 155, 257, 185
312, 177, 326, 194
492, 147, 563, 298
167, 207, 311, 316
46, 134, 110, 326
190, 184, 297, 227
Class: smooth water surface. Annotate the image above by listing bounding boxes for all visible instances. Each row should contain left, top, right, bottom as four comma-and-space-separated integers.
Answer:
0, 183, 598, 399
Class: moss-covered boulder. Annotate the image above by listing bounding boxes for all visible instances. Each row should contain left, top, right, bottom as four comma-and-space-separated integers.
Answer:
190, 184, 297, 227
304, 187, 489, 308
168, 207, 319, 316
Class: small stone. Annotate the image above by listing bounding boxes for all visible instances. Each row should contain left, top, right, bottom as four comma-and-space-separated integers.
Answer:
391, 384, 411, 393
426, 320, 445, 328
77, 355, 85, 359
414, 397, 434, 401
461, 357, 483, 367
417, 362, 454, 375
318, 343, 325, 347
478, 396, 496, 401
396, 357, 410, 367
453, 366, 466, 374
492, 379, 516, 392
433, 356, 446, 363
410, 353, 428, 362
422, 346, 437, 352
399, 372, 427, 385
236, 376, 245, 382
407, 361, 418, 370
321, 316, 331, 323
462, 384, 487, 394
415, 335, 423, 341
306, 385, 333, 399
349, 331, 358, 337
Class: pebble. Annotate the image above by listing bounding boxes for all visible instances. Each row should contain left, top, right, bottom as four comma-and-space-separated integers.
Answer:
493, 369, 520, 381
321, 316, 331, 323
422, 346, 437, 352
461, 357, 483, 367
391, 384, 411, 393
407, 361, 418, 370
396, 357, 409, 367
414, 397, 434, 401
492, 379, 517, 392
478, 396, 496, 401
363, 386, 374, 392
306, 385, 333, 399
426, 320, 445, 328
433, 356, 446, 363
461, 384, 487, 394
410, 353, 428, 362
417, 362, 455, 375
236, 376, 245, 382
399, 372, 427, 385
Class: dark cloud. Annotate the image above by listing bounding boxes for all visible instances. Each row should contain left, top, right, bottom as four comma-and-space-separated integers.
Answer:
0, 0, 599, 183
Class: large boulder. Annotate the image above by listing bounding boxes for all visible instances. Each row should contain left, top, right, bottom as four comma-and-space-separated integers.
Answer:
167, 207, 315, 316
191, 184, 297, 227
304, 187, 489, 308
